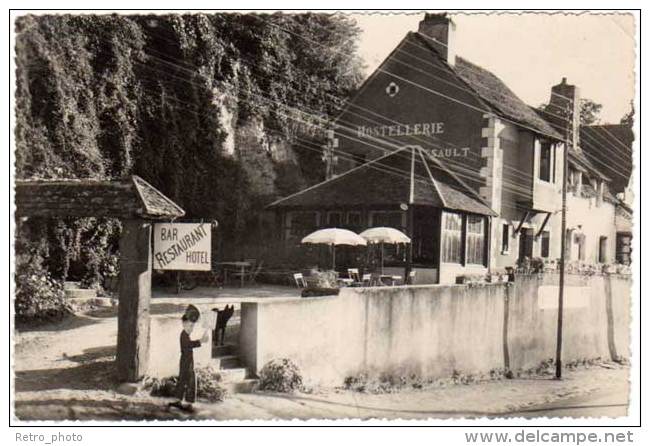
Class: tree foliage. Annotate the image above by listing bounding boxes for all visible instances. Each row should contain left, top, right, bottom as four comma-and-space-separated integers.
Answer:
578, 98, 603, 126
538, 98, 603, 126
620, 103, 634, 127
14, 13, 364, 284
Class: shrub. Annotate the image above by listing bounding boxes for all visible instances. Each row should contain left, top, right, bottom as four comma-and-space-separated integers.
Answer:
344, 372, 434, 393
530, 257, 545, 273
15, 261, 71, 324
258, 358, 303, 393
147, 375, 178, 398
343, 372, 369, 392
195, 367, 227, 402
145, 366, 227, 403
309, 269, 338, 288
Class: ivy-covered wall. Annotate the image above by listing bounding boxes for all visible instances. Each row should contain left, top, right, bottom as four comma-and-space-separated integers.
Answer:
14, 13, 364, 284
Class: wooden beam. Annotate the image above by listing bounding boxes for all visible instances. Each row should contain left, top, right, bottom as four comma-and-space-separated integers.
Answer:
116, 219, 152, 382
513, 211, 530, 235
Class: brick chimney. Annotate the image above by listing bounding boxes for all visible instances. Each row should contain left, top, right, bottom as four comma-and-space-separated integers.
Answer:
547, 77, 581, 150
418, 13, 456, 67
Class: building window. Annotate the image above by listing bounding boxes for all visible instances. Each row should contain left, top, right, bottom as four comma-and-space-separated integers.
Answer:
466, 215, 486, 265
441, 212, 462, 263
576, 234, 586, 261
541, 231, 550, 258
616, 233, 632, 265
327, 211, 343, 227
290, 212, 318, 237
599, 236, 608, 263
501, 223, 510, 254
347, 212, 362, 228
539, 141, 553, 182
371, 211, 403, 229
385, 81, 400, 97
518, 228, 534, 262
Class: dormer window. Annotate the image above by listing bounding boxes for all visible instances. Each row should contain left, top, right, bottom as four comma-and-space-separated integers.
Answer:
568, 166, 582, 196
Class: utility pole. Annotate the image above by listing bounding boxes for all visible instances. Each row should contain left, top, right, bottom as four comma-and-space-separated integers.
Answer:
322, 130, 338, 180
555, 101, 571, 379
404, 146, 415, 283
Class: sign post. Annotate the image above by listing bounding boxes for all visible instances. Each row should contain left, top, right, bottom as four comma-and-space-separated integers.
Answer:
116, 219, 152, 381
15, 176, 187, 382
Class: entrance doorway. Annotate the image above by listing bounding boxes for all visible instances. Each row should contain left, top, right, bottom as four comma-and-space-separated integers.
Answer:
518, 228, 534, 261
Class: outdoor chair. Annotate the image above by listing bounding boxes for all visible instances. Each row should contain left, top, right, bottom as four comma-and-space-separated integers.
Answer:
293, 272, 307, 288
231, 260, 264, 285
407, 270, 416, 285
347, 268, 363, 287
361, 273, 372, 287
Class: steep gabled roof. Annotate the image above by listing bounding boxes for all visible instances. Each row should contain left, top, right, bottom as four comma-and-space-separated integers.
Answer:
411, 33, 562, 140
268, 147, 496, 216
132, 176, 186, 219
580, 124, 634, 194
568, 147, 610, 181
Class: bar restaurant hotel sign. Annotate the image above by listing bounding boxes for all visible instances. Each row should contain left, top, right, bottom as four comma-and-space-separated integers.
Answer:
153, 223, 211, 270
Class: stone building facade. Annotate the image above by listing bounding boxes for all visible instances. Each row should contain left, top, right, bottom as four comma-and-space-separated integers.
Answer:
269, 13, 634, 283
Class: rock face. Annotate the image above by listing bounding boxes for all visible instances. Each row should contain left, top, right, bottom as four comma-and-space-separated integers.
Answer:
14, 13, 361, 281
211, 87, 237, 157
213, 87, 302, 198
235, 117, 278, 197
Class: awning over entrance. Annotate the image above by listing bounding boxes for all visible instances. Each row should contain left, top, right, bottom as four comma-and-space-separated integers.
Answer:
268, 146, 496, 216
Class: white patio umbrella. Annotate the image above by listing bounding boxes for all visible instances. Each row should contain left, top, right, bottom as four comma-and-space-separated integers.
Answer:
359, 227, 411, 274
301, 228, 367, 270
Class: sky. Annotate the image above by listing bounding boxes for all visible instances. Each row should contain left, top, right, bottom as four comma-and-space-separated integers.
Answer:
352, 12, 636, 124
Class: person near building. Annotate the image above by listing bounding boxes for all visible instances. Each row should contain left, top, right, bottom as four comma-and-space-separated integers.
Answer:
169, 305, 209, 413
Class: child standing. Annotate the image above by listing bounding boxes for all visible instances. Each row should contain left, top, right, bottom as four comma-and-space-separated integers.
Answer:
169, 305, 209, 413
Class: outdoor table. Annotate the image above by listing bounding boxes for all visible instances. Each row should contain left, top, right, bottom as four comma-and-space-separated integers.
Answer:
337, 277, 354, 287
217, 261, 251, 287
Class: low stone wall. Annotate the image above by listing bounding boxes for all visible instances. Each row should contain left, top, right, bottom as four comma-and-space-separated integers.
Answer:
506, 274, 630, 370
239, 275, 630, 386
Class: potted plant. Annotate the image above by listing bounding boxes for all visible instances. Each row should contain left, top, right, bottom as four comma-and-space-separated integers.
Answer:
602, 263, 616, 274
301, 269, 340, 298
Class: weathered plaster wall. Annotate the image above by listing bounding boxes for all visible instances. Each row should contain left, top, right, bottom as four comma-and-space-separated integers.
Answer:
506, 274, 629, 370
566, 193, 617, 263
439, 263, 487, 284
239, 275, 630, 386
